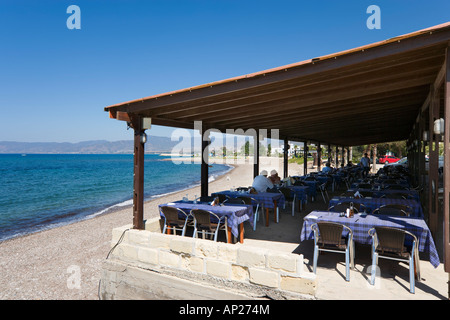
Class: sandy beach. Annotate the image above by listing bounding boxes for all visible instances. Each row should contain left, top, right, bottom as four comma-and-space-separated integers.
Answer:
0, 158, 306, 300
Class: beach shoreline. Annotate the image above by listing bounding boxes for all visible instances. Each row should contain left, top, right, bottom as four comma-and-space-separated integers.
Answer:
0, 160, 305, 300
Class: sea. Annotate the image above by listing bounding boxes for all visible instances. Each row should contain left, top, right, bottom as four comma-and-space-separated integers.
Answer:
0, 154, 233, 242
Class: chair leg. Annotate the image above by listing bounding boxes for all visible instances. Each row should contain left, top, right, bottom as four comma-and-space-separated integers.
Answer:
345, 248, 350, 281
313, 246, 319, 274
409, 256, 415, 294
371, 252, 378, 286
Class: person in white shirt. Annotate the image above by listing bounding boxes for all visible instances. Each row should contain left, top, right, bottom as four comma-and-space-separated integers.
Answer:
252, 170, 274, 193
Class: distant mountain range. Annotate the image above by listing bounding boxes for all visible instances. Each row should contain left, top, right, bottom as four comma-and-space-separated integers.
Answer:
0, 137, 182, 154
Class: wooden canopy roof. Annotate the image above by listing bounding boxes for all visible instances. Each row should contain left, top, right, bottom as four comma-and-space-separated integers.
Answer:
105, 22, 450, 146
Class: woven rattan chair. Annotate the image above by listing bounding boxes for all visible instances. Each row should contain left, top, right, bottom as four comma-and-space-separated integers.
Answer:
238, 196, 260, 231
316, 181, 330, 203
223, 197, 245, 204
357, 183, 373, 189
160, 206, 191, 236
359, 191, 374, 198
195, 196, 216, 203
311, 222, 355, 281
368, 227, 420, 293
385, 184, 409, 191
191, 209, 228, 242
327, 201, 365, 213
380, 193, 408, 200
279, 187, 297, 216
372, 204, 412, 217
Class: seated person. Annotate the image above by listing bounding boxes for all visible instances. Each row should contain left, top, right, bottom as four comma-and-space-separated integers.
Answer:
268, 169, 281, 185
322, 162, 333, 174
252, 170, 274, 193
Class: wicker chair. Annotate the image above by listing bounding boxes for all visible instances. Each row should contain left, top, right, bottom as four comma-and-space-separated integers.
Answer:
311, 222, 355, 281
368, 227, 420, 293
279, 187, 297, 216
160, 206, 191, 236
317, 181, 330, 203
195, 196, 216, 203
380, 193, 408, 200
328, 201, 365, 213
191, 209, 228, 242
372, 204, 412, 217
223, 197, 245, 204
238, 196, 260, 231
357, 183, 373, 189
385, 185, 409, 191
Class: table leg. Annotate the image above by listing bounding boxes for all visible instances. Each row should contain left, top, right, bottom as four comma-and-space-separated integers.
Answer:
239, 223, 244, 244
265, 208, 269, 227
273, 200, 278, 223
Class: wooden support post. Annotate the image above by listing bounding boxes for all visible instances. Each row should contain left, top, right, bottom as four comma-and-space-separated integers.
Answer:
317, 143, 322, 171
201, 126, 209, 198
303, 141, 308, 175
444, 47, 450, 274
254, 133, 260, 179
283, 138, 289, 178
429, 85, 440, 236
335, 145, 339, 167
132, 117, 145, 230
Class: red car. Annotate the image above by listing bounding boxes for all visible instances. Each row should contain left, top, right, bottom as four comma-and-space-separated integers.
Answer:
378, 155, 400, 164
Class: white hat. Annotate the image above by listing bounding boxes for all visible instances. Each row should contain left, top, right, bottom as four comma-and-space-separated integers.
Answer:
270, 170, 278, 175
260, 170, 268, 176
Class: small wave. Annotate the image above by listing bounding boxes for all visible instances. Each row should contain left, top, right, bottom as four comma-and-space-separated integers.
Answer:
0, 163, 235, 243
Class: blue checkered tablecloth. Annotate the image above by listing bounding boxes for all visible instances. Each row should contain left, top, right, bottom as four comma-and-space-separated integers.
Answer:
328, 196, 423, 217
158, 201, 253, 238
301, 211, 440, 268
212, 190, 285, 209
348, 188, 420, 201
286, 185, 309, 202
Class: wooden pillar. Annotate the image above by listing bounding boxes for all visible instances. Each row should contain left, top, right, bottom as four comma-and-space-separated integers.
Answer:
201, 125, 209, 197
303, 141, 308, 175
429, 85, 440, 236
254, 133, 260, 179
283, 138, 289, 178
132, 116, 145, 230
443, 47, 450, 274
335, 146, 339, 167
317, 143, 322, 171
372, 145, 377, 173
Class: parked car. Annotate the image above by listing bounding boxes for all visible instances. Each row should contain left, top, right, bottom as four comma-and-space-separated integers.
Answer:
378, 155, 400, 164
384, 157, 407, 167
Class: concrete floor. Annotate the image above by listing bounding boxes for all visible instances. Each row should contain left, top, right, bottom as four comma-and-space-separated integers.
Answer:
239, 182, 449, 300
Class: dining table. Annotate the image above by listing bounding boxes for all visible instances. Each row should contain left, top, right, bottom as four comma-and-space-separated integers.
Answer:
158, 200, 253, 243
328, 195, 424, 217
301, 210, 440, 268
285, 185, 309, 211
212, 190, 285, 227
347, 188, 420, 201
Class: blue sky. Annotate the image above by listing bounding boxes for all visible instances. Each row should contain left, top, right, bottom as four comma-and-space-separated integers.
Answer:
0, 0, 449, 142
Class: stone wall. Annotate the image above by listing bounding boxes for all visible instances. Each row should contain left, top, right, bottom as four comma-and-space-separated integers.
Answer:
99, 218, 316, 300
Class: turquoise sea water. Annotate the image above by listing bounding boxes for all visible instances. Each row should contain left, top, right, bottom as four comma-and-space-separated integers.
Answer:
0, 154, 232, 242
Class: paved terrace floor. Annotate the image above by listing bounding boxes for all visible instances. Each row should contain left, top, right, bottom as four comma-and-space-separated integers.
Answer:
238, 183, 449, 300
